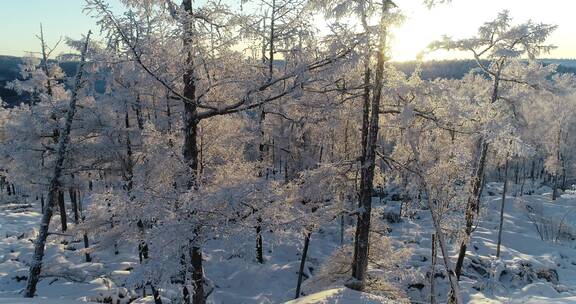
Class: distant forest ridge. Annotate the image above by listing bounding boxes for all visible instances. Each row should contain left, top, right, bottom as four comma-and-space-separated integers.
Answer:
1, 55, 575, 106
0, 55, 79, 106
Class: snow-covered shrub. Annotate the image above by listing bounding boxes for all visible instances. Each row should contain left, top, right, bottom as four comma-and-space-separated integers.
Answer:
468, 257, 506, 294
518, 198, 576, 242
88, 288, 137, 304
87, 278, 137, 304
302, 222, 411, 302
498, 260, 537, 289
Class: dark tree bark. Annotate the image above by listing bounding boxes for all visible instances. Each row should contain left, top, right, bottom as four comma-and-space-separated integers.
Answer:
430, 234, 437, 304
151, 284, 163, 304
39, 24, 53, 98
530, 159, 535, 182
514, 161, 519, 185
57, 191, 67, 232
83, 230, 92, 263
454, 60, 504, 280
294, 232, 311, 299
496, 158, 509, 258
351, 0, 390, 289
454, 139, 488, 279
268, 0, 276, 80
123, 100, 135, 193
181, 2, 204, 303
69, 188, 79, 225
553, 128, 562, 201
166, 93, 172, 132
134, 94, 145, 130
256, 217, 264, 264
190, 244, 204, 304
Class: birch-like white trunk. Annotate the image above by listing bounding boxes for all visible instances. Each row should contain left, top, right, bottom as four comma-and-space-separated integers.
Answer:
24, 31, 91, 298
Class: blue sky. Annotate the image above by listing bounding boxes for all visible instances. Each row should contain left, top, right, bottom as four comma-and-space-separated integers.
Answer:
0, 0, 574, 61
0, 0, 122, 56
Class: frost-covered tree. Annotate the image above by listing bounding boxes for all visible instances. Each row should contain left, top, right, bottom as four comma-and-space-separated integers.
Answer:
430, 10, 557, 282
82, 0, 355, 302
3, 1, 576, 303
310, 0, 404, 290
526, 74, 576, 199
24, 31, 92, 298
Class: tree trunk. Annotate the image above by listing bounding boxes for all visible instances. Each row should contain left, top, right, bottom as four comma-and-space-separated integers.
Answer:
256, 109, 266, 264
530, 159, 535, 182
454, 139, 488, 279
295, 232, 311, 299
57, 191, 67, 232
455, 65, 503, 276
256, 217, 264, 264
39, 24, 53, 97
340, 214, 345, 246
124, 101, 134, 193
268, 0, 276, 80
151, 284, 163, 304
430, 234, 437, 304
351, 1, 390, 289
69, 188, 79, 225
191, 245, 204, 304
166, 94, 172, 132
256, 5, 290, 238
553, 128, 562, 200
83, 231, 92, 263
24, 31, 91, 298
496, 158, 509, 258
520, 172, 526, 197
182, 2, 204, 303
427, 200, 462, 304
514, 161, 519, 185
552, 174, 559, 200
79, 191, 91, 263
134, 94, 144, 130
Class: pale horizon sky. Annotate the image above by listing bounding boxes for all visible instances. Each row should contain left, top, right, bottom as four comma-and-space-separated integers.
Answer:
0, 0, 574, 61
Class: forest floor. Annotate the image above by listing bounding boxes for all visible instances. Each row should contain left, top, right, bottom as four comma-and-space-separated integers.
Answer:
1, 181, 576, 303
390, 181, 576, 303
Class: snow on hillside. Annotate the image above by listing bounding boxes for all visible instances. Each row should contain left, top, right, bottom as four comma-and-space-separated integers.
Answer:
0, 299, 87, 304
284, 288, 393, 304
2, 182, 576, 303
390, 182, 576, 303
460, 184, 576, 303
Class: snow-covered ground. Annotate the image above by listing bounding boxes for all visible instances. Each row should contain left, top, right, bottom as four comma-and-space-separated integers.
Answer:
391, 182, 576, 303
0, 196, 140, 303
2, 182, 576, 303
460, 184, 576, 303
284, 287, 394, 304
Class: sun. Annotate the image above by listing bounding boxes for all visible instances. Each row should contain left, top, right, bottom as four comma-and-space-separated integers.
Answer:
389, 26, 430, 62
387, 2, 477, 62
389, 17, 471, 62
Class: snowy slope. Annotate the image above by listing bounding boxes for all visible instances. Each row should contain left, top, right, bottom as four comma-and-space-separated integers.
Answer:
0, 196, 135, 303
0, 194, 348, 304
0, 299, 87, 304
396, 182, 576, 303
284, 287, 393, 304
3, 183, 576, 303
460, 184, 576, 303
